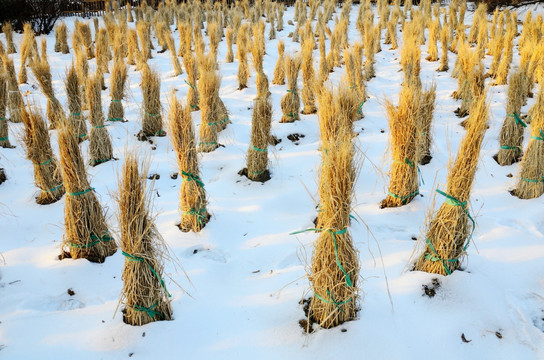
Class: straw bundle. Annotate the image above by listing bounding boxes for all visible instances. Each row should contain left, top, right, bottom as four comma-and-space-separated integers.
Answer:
55, 22, 70, 54
137, 21, 152, 60
363, 23, 376, 81
127, 1, 134, 22
345, 46, 366, 120
513, 83, 544, 199
272, 40, 286, 85
21, 109, 65, 204
244, 93, 272, 182
417, 84, 437, 165
141, 67, 165, 137
19, 24, 36, 84
301, 38, 316, 115
2, 23, 16, 54
169, 95, 210, 232
453, 43, 484, 118
280, 55, 301, 123
251, 36, 269, 99
400, 22, 421, 88
165, 29, 183, 76
381, 84, 421, 208
58, 123, 117, 263
29, 59, 64, 129
86, 74, 114, 166
197, 60, 220, 152
414, 92, 488, 275
118, 153, 172, 325
127, 29, 139, 66
96, 28, 110, 75
77, 21, 95, 59
437, 23, 449, 72
107, 59, 128, 122
183, 50, 199, 112
75, 46, 89, 111
226, 27, 234, 63
4, 58, 25, 123
306, 130, 359, 329
65, 65, 87, 141
493, 27, 515, 86
237, 23, 249, 90
496, 71, 526, 166
0, 74, 13, 148
426, 19, 439, 62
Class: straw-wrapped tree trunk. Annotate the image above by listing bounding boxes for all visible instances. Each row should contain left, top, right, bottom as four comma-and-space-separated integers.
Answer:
58, 123, 117, 263
21, 109, 64, 204
0, 74, 14, 148
169, 95, 209, 232
381, 84, 421, 208
496, 71, 527, 166
141, 67, 166, 137
107, 59, 128, 122
280, 55, 301, 123
513, 83, 544, 199
65, 66, 87, 142
414, 93, 488, 275
87, 74, 114, 166
119, 153, 173, 325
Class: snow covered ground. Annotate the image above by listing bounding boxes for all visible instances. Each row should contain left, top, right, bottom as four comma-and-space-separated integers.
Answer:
1, 2, 544, 359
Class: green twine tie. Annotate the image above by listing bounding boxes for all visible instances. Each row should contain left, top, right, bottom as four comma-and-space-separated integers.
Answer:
0, 117, 6, 121
387, 190, 419, 203
146, 112, 160, 117
500, 145, 521, 152
69, 231, 113, 249
40, 158, 53, 166
395, 157, 424, 186
199, 141, 217, 146
111, 99, 122, 102
181, 170, 204, 188
133, 301, 163, 319
521, 176, 544, 183
122, 251, 171, 297
77, 133, 87, 138
183, 207, 207, 226
93, 124, 109, 129
252, 145, 267, 152
43, 184, 63, 193
0, 137, 8, 141
184, 79, 195, 89
67, 187, 94, 196
154, 129, 166, 136
286, 88, 297, 95
108, 117, 123, 121
531, 129, 544, 141
288, 112, 298, 119
507, 112, 527, 128
72, 112, 81, 117
358, 100, 365, 115
424, 189, 476, 275
92, 158, 112, 165
290, 227, 354, 310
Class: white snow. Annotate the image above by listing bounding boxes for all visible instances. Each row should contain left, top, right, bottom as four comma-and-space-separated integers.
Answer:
1, 2, 544, 359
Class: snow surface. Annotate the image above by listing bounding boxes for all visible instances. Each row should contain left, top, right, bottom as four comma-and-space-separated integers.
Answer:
1, 2, 544, 359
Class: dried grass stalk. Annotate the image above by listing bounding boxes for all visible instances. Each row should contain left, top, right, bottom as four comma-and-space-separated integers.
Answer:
107, 59, 127, 122
493, 27, 514, 86
496, 71, 526, 165
226, 27, 234, 63
437, 22, 449, 72
198, 60, 220, 152
381, 84, 421, 208
137, 20, 152, 60
165, 28, 183, 76
19, 24, 36, 84
87, 74, 114, 166
65, 65, 87, 141
141, 67, 165, 137
318, 32, 329, 84
21, 109, 64, 204
30, 59, 64, 129
308, 130, 359, 329
0, 74, 13, 148
58, 122, 117, 263
96, 28, 110, 75
77, 21, 95, 59
119, 153, 173, 325
280, 55, 301, 123
426, 19, 439, 62
183, 50, 199, 112
75, 46, 89, 111
3, 23, 16, 54
127, 29, 139, 66
169, 95, 209, 232
414, 92, 488, 275
513, 83, 544, 199
417, 84, 437, 165
272, 40, 286, 85
4, 57, 25, 123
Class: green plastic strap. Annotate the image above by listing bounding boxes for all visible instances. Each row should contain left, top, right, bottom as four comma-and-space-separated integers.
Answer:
40, 158, 53, 166
0, 137, 8, 141
251, 169, 266, 175
358, 100, 365, 115
507, 112, 527, 128
67, 187, 94, 196
288, 112, 298, 118
184, 79, 195, 89
133, 301, 163, 319
72, 112, 81, 116
252, 145, 267, 152
521, 176, 544, 183
199, 141, 217, 146
500, 145, 521, 151
43, 183, 63, 193
77, 133, 87, 138
290, 227, 353, 287
286, 88, 297, 95
183, 207, 207, 226
93, 124, 109, 129
92, 158, 112, 165
155, 129, 166, 136
122, 251, 171, 297
531, 129, 544, 141
69, 231, 113, 249
111, 99, 122, 102
314, 288, 352, 313
190, 104, 198, 109
181, 170, 204, 188
0, 117, 6, 121
146, 112, 160, 117
424, 238, 458, 275
208, 117, 229, 126
387, 190, 419, 203
108, 117, 123, 121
